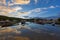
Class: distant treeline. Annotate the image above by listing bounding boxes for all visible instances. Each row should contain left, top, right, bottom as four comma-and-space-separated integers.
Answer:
0, 15, 22, 23
0, 15, 60, 25
24, 18, 60, 25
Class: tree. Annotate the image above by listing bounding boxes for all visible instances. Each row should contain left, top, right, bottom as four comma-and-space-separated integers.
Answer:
58, 18, 60, 21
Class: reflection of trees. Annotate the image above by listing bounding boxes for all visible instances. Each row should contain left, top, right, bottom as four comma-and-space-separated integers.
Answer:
50, 19, 53, 21
55, 18, 60, 24
0, 15, 22, 27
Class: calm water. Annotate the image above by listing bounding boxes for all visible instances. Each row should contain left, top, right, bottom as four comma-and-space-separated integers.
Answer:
0, 22, 60, 40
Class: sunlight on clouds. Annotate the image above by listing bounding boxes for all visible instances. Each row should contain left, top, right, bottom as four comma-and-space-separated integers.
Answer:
0, 27, 21, 34
17, 12, 29, 16
17, 8, 42, 17
13, 6, 22, 11
8, 0, 30, 6
3, 12, 29, 18
0, 5, 57, 18
15, 0, 30, 4
0, 0, 6, 4
0, 6, 14, 13
0, 6, 23, 18
0, 12, 7, 16
15, 8, 42, 18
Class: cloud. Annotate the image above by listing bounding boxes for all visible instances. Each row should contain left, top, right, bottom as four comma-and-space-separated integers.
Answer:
28, 8, 41, 13
42, 7, 47, 9
19, 8, 41, 16
12, 6, 23, 11
7, 0, 30, 6
0, 5, 22, 12
33, 8, 41, 12
0, 27, 21, 34
34, 0, 38, 4
27, 7, 48, 14
21, 8, 47, 16
49, 5, 60, 9
18, 12, 28, 16
0, 0, 6, 4
17, 8, 41, 17
49, 6, 55, 8
0, 5, 23, 17
0, 6, 14, 13
3, 12, 29, 18
56, 5, 60, 7
0, 6, 50, 18
8, 8, 41, 18
11, 0, 30, 5
41, 5, 60, 9
0, 5, 59, 18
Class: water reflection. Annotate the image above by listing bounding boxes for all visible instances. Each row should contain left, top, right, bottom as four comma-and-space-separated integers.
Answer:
0, 22, 60, 40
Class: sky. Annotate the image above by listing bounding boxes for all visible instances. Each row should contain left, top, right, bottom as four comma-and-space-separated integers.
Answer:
0, 0, 60, 18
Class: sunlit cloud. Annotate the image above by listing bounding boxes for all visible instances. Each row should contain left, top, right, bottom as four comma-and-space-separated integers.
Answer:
0, 6, 15, 13
0, 4, 23, 17
10, 0, 30, 5
0, 27, 22, 34
16, 8, 42, 17
0, 8, 48, 18
16, 0, 30, 4
3, 12, 29, 18
12, 6, 23, 11
7, 0, 30, 6
19, 8, 46, 17
0, 0, 6, 4
16, 8, 42, 18
16, 12, 29, 18
0, 27, 16, 33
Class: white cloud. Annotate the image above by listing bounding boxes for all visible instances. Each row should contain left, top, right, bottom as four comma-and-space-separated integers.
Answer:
39, 11, 48, 14
49, 5, 60, 9
13, 6, 22, 11
34, 8, 41, 12
34, 0, 38, 4
11, 0, 14, 2
49, 6, 55, 8
22, 8, 41, 16
12, 8, 42, 18
29, 8, 41, 13
42, 7, 47, 9
8, 1, 14, 6
23, 8, 47, 16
